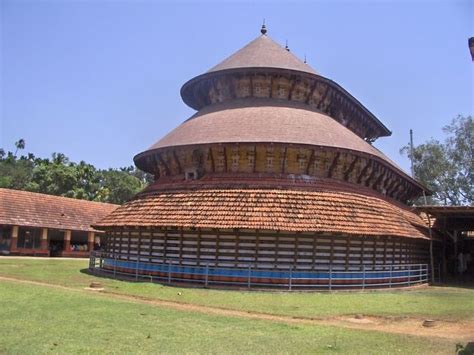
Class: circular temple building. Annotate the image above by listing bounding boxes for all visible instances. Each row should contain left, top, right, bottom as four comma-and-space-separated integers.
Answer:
91, 27, 435, 289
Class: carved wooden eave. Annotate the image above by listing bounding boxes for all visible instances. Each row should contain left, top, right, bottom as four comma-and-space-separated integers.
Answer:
135, 141, 427, 205
181, 68, 391, 141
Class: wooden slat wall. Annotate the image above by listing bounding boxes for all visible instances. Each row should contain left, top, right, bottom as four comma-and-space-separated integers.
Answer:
104, 228, 430, 271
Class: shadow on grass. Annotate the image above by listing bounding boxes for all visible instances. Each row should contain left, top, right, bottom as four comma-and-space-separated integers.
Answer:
80, 267, 474, 296
79, 268, 286, 293
79, 268, 211, 290
457, 342, 474, 355
431, 278, 474, 290
80, 268, 142, 283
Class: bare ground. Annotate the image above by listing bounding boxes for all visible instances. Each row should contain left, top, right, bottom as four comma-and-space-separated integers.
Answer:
1, 275, 472, 342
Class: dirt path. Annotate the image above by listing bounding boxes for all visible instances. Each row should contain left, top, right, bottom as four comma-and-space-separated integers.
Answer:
1, 275, 472, 342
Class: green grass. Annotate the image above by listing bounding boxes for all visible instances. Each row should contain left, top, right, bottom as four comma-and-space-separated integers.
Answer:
0, 280, 456, 354
0, 258, 473, 321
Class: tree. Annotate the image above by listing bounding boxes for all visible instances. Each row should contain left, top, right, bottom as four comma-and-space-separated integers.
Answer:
14, 139, 25, 156
0, 140, 150, 204
0, 152, 35, 190
401, 115, 473, 205
96, 169, 145, 204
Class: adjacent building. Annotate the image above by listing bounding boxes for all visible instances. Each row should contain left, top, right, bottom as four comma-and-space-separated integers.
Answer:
0, 188, 118, 257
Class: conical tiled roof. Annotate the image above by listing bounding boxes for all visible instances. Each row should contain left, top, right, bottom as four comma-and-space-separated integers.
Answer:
144, 99, 388, 161
207, 34, 316, 75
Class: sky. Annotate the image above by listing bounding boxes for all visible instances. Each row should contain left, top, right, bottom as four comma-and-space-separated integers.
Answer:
1, 0, 473, 174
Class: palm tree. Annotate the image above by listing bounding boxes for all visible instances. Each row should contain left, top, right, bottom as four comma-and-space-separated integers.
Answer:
14, 139, 25, 156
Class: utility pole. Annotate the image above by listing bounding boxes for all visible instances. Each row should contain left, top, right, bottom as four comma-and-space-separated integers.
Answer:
409, 129, 415, 178
469, 37, 474, 61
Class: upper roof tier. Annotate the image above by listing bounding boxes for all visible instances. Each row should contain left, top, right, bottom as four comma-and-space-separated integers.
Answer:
180, 30, 391, 140
207, 34, 317, 75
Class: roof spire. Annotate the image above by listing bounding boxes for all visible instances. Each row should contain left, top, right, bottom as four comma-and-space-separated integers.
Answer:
285, 40, 290, 52
260, 19, 267, 35
304, 54, 307, 63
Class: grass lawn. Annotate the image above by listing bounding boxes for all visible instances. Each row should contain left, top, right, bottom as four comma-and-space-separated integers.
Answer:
0, 279, 458, 354
0, 258, 473, 321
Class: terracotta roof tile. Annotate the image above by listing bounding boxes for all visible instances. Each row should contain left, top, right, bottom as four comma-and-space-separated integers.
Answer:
207, 34, 316, 75
0, 188, 119, 232
95, 187, 428, 240
141, 99, 405, 171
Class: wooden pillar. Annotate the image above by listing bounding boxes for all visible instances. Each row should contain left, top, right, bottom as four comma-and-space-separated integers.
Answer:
64, 230, 71, 252
197, 228, 202, 266
163, 229, 168, 260
312, 233, 318, 271
40, 228, 48, 250
215, 229, 220, 267
10, 226, 19, 251
88, 231, 95, 252
442, 231, 448, 278
256, 230, 260, 266
345, 238, 350, 271
453, 230, 458, 275
179, 228, 183, 265
329, 235, 335, 268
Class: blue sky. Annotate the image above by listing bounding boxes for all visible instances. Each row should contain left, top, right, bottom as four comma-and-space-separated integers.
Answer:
1, 0, 472, 174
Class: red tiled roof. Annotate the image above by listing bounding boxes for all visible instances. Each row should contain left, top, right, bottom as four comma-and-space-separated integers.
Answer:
0, 188, 119, 232
207, 34, 316, 75
139, 99, 404, 174
95, 187, 429, 240
141, 173, 427, 219
148, 99, 371, 150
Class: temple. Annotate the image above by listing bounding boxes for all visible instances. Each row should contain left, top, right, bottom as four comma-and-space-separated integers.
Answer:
91, 27, 438, 289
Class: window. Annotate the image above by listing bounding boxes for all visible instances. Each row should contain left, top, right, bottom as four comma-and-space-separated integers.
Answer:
185, 169, 198, 181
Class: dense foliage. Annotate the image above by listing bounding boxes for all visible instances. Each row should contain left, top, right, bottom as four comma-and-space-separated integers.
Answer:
401, 115, 473, 206
0, 143, 153, 204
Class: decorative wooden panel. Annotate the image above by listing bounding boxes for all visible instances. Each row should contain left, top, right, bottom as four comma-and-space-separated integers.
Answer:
104, 228, 431, 271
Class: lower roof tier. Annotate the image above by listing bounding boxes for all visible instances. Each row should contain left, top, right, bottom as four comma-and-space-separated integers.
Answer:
94, 185, 429, 240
